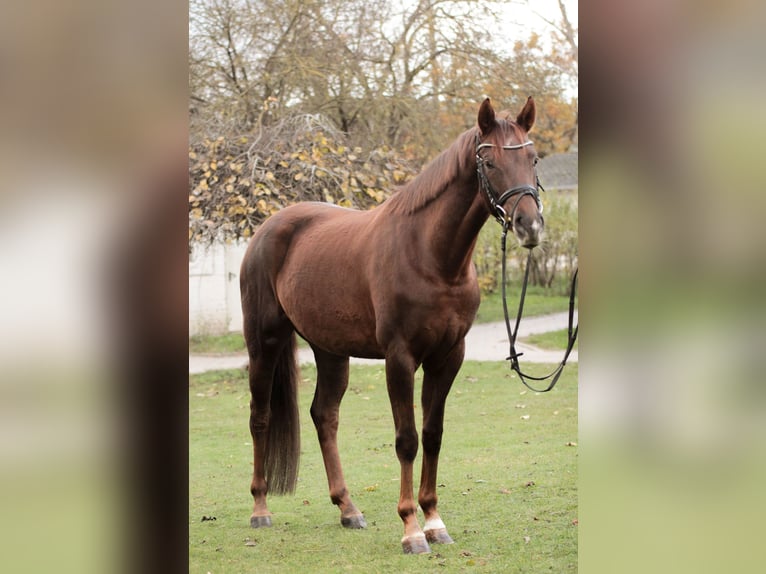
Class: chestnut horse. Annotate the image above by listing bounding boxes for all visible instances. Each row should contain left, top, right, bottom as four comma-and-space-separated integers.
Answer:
240, 97, 543, 554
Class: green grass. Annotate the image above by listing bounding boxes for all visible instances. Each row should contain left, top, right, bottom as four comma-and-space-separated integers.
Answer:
190, 332, 247, 354
520, 329, 579, 352
474, 287, 572, 324
189, 362, 577, 573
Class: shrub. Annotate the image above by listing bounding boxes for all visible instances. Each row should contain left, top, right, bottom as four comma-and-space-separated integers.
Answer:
474, 192, 578, 295
189, 115, 418, 246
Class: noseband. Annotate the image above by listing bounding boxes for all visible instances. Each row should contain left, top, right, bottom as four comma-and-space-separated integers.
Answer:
475, 134, 545, 228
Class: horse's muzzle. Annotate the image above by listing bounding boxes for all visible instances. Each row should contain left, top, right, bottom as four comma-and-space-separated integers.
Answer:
515, 211, 544, 248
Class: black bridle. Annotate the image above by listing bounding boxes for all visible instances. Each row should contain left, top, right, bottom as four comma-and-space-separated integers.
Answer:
475, 133, 544, 227
475, 133, 578, 393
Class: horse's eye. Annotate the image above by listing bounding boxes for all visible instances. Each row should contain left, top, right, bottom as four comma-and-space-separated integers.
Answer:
534, 157, 539, 166
485, 160, 495, 169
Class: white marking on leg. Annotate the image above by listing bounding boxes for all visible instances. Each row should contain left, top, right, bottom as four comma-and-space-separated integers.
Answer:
402, 531, 426, 543
424, 518, 446, 531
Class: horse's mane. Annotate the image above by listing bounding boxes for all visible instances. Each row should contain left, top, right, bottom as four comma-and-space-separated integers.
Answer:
384, 116, 524, 216
385, 128, 478, 216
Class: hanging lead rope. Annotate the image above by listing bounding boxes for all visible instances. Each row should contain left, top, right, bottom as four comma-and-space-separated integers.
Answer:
500, 225, 579, 392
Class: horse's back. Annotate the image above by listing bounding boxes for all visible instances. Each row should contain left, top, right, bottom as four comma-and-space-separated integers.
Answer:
242, 202, 368, 274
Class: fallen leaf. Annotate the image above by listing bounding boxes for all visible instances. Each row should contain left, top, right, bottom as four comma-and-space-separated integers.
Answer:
565, 442, 577, 447
520, 415, 530, 420
523, 536, 531, 544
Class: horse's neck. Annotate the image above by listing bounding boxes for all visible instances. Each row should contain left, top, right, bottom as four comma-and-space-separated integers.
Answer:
421, 173, 489, 278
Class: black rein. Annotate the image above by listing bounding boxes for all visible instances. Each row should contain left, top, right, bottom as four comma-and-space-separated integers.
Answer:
500, 228, 578, 392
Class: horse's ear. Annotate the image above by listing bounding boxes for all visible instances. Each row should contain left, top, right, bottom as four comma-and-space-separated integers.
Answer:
516, 96, 536, 133
478, 97, 496, 136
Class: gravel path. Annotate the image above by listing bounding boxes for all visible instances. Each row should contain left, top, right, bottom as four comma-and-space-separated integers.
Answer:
189, 311, 577, 374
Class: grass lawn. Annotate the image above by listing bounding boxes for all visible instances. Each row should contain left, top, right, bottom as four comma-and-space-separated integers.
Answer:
520, 329, 579, 352
189, 361, 577, 573
474, 287, 572, 324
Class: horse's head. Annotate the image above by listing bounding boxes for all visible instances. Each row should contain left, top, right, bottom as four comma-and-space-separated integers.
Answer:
476, 97, 544, 248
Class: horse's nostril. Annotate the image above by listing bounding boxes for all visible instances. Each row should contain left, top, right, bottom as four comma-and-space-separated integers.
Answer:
515, 215, 524, 227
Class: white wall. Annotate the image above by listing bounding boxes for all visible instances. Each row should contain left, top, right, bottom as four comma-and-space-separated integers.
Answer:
189, 241, 248, 336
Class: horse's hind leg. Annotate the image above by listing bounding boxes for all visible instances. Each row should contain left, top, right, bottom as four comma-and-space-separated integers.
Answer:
243, 307, 296, 528
419, 341, 465, 545
247, 349, 278, 528
309, 347, 366, 529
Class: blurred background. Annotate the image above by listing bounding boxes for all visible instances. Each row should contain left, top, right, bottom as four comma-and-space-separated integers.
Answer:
579, 1, 766, 572
1, 0, 765, 573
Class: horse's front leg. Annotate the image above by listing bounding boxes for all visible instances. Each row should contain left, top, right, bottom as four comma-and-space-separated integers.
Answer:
385, 350, 430, 554
310, 348, 366, 529
419, 340, 465, 545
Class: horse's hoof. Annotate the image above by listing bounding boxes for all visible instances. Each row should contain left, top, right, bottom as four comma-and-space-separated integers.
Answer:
425, 527, 454, 545
402, 533, 431, 554
341, 514, 367, 529
250, 515, 272, 528
424, 518, 454, 544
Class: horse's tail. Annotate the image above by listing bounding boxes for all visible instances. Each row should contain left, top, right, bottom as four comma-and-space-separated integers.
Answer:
264, 332, 301, 495
241, 225, 301, 496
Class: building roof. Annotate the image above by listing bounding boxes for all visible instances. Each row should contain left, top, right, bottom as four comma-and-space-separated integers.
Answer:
537, 152, 578, 191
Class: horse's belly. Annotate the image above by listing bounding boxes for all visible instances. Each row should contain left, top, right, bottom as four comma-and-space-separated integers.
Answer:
292, 298, 382, 358
276, 246, 381, 358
